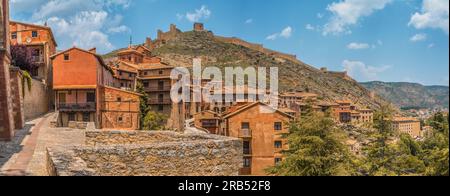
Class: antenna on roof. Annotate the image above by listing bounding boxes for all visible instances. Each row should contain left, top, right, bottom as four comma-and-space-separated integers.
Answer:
129, 35, 133, 48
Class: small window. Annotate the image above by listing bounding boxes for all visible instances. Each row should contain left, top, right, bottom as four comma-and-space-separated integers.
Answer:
118, 116, 123, 122
64, 53, 70, 61
274, 141, 283, 149
143, 82, 149, 88
119, 71, 122, 76
275, 158, 283, 165
11, 32, 17, 39
32, 31, 38, 38
86, 92, 95, 103
82, 113, 90, 122
274, 122, 282, 131
159, 70, 164, 75
129, 73, 133, 77
68, 113, 76, 121
117, 97, 122, 102
158, 105, 164, 111
241, 122, 250, 130
144, 71, 148, 76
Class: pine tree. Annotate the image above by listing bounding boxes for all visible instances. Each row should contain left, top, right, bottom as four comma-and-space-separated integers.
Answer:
362, 104, 397, 176
268, 110, 356, 176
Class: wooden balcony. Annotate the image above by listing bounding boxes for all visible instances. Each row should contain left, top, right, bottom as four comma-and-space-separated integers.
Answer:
57, 103, 96, 112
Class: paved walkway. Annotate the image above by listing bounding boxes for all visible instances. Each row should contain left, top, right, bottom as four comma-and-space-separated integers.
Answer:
0, 113, 85, 176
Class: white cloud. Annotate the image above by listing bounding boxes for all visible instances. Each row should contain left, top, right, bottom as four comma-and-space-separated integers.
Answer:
11, 0, 131, 53
428, 43, 435, 48
408, 0, 449, 34
347, 42, 370, 50
266, 26, 293, 40
245, 19, 253, 24
305, 24, 315, 30
323, 0, 392, 35
342, 60, 391, 81
108, 25, 131, 33
317, 13, 324, 19
410, 33, 428, 42
185, 5, 211, 23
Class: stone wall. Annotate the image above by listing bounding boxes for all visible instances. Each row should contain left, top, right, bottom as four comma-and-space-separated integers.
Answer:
47, 131, 243, 176
22, 77, 49, 120
9, 67, 24, 129
214, 36, 301, 64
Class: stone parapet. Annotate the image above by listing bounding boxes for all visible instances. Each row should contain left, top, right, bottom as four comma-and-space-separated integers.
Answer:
47, 131, 243, 176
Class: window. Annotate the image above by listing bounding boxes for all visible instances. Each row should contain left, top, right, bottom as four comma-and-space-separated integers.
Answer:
64, 54, 70, 61
158, 105, 164, 111
275, 158, 283, 165
243, 141, 251, 155
117, 97, 122, 102
86, 92, 95, 103
274, 141, 283, 149
243, 158, 251, 168
118, 116, 123, 122
119, 71, 123, 76
129, 73, 133, 77
159, 70, 164, 75
68, 113, 76, 121
241, 122, 250, 130
158, 81, 165, 90
274, 122, 283, 131
120, 83, 124, 87
82, 113, 90, 122
143, 71, 148, 76
32, 31, 38, 38
11, 32, 17, 39
143, 82, 149, 88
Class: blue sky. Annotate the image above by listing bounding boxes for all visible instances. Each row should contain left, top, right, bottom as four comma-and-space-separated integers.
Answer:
10, 0, 449, 86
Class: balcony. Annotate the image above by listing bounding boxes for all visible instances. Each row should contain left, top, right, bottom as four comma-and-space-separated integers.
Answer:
57, 103, 96, 112
148, 98, 172, 105
145, 86, 172, 92
31, 56, 44, 63
238, 129, 252, 138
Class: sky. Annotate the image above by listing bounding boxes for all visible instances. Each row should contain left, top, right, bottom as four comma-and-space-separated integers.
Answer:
9, 0, 450, 86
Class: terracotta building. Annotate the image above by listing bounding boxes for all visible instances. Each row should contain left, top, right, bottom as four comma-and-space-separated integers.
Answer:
51, 47, 140, 130
9, 21, 57, 82
392, 117, 421, 138
221, 102, 293, 176
0, 0, 14, 140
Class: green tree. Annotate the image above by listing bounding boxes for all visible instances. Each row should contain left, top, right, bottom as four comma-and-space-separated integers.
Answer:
421, 112, 449, 176
142, 111, 167, 130
362, 104, 398, 176
268, 110, 356, 176
136, 82, 150, 130
390, 134, 426, 175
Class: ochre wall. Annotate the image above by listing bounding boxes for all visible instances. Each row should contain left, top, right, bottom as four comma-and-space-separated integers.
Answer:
226, 104, 290, 176
53, 49, 99, 88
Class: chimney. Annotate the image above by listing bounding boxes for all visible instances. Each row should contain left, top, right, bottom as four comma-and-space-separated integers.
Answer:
88, 47, 97, 54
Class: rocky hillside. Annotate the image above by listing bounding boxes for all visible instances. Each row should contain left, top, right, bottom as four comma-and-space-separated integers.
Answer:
105, 30, 390, 109
361, 81, 449, 110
